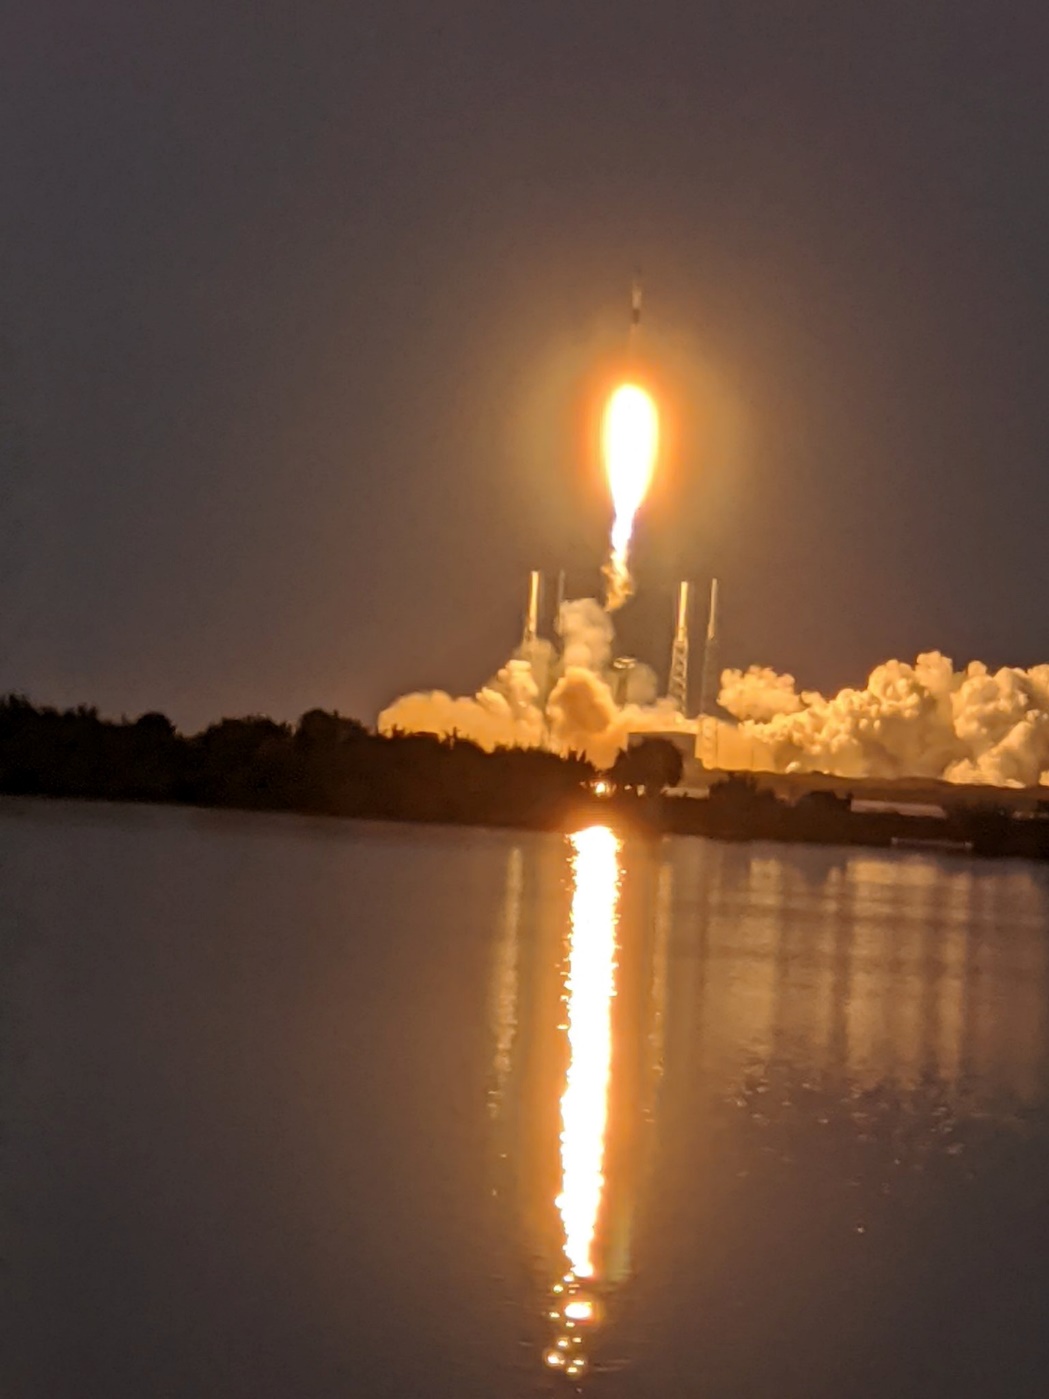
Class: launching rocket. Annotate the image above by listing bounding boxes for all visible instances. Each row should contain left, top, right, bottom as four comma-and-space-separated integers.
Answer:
602, 274, 657, 611
629, 271, 642, 347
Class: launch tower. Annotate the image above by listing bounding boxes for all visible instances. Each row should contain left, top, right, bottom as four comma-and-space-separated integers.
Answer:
668, 581, 690, 713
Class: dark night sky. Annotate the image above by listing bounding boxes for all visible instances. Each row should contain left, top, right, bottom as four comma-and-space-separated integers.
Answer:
3, 2, 1049, 730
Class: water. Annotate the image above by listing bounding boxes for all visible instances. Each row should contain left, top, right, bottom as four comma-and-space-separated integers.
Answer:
2, 798, 1048, 1398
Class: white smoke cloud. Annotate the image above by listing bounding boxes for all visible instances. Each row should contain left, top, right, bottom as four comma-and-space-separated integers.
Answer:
546, 666, 621, 767
717, 665, 807, 721
379, 602, 1049, 789
719, 652, 1049, 787
378, 663, 547, 754
558, 597, 615, 672
379, 595, 695, 768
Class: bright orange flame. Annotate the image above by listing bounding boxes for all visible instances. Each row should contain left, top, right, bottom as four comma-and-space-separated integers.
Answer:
556, 825, 621, 1279
602, 383, 659, 609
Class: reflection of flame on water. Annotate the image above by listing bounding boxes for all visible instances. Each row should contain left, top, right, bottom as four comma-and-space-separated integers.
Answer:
546, 824, 621, 1378
543, 1278, 603, 1380
558, 825, 621, 1278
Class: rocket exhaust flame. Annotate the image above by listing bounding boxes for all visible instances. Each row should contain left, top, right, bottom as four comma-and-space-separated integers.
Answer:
601, 384, 659, 611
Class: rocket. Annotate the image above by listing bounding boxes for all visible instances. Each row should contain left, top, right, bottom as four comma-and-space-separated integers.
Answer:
629, 270, 642, 347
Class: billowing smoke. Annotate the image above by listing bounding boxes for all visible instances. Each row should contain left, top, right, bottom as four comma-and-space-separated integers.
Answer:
379, 659, 548, 755
718, 653, 1049, 787
380, 605, 1049, 788
379, 596, 691, 769
718, 665, 809, 720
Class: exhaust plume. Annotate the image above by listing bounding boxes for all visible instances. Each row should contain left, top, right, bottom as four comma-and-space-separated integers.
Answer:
719, 653, 1049, 787
380, 572, 1049, 788
379, 593, 691, 769
601, 384, 659, 611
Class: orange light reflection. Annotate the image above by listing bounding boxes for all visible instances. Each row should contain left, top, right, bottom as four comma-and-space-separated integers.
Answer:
556, 825, 621, 1280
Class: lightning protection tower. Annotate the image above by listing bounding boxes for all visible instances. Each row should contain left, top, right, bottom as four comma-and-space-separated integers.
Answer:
698, 577, 720, 716
668, 581, 690, 713
522, 570, 541, 646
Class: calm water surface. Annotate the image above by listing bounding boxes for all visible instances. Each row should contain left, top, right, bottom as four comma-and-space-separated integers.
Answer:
2, 799, 1048, 1397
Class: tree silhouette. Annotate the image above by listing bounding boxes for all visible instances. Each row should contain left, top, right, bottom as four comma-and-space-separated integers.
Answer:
0, 694, 597, 829
611, 737, 684, 792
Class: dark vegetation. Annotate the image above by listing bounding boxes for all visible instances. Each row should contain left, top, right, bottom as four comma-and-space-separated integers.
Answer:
0, 696, 598, 829
610, 736, 684, 792
4, 696, 1049, 858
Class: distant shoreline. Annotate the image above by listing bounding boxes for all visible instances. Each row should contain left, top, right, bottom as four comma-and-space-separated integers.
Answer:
4, 696, 1048, 862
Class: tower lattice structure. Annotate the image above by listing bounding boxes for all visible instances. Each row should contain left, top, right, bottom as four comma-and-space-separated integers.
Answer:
668, 630, 689, 713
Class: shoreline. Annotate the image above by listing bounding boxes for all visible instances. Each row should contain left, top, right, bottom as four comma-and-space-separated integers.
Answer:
5, 785, 1048, 863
